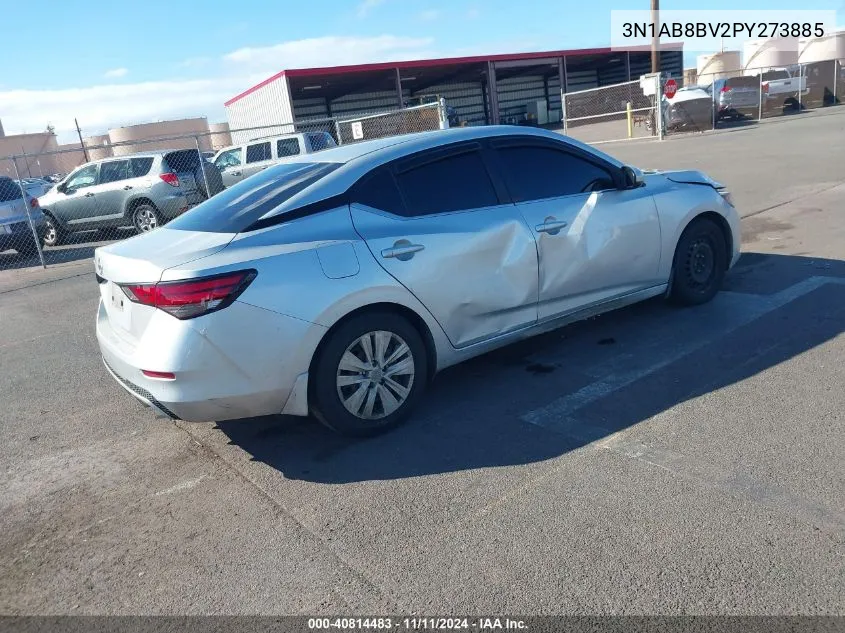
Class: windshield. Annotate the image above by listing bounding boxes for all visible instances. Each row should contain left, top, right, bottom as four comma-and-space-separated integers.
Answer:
167, 161, 342, 233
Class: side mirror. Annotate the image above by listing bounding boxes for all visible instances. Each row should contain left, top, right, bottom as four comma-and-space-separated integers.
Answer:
56, 182, 67, 193
621, 166, 643, 189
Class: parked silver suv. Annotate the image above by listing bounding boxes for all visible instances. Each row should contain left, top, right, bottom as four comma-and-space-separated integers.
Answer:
38, 150, 224, 246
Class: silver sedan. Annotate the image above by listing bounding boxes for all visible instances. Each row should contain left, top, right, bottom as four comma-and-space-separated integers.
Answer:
94, 126, 741, 435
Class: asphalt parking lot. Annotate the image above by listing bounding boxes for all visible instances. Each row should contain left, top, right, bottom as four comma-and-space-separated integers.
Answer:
1, 108, 843, 615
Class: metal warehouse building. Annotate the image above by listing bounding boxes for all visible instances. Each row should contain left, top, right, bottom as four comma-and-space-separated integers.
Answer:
224, 45, 683, 142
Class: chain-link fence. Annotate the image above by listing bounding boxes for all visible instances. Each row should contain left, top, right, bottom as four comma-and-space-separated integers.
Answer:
2, 58, 843, 271
0, 103, 446, 271
663, 58, 844, 137
562, 78, 662, 144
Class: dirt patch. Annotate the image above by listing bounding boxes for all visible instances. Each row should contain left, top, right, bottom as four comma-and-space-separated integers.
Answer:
741, 217, 795, 244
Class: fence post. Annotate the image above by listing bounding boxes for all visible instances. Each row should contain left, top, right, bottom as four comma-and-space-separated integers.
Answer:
194, 136, 212, 203
561, 94, 568, 135
711, 74, 717, 131
12, 156, 46, 269
798, 63, 803, 111
333, 118, 343, 146
758, 72, 763, 120
438, 97, 448, 130
833, 61, 838, 106
656, 73, 664, 141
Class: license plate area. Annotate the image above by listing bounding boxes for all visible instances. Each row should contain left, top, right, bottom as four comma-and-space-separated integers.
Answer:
108, 282, 132, 331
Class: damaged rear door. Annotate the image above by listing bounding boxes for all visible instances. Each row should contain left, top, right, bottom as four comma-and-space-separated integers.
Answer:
350, 142, 539, 348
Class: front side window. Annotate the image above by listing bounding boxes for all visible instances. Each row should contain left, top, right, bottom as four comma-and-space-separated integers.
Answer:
214, 148, 242, 169
276, 138, 301, 158
394, 149, 498, 216
495, 145, 615, 202
246, 142, 271, 164
99, 160, 130, 184
64, 164, 98, 191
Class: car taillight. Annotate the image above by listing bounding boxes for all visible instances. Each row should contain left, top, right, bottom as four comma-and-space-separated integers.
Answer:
762, 82, 769, 94
120, 270, 257, 319
159, 172, 180, 187
720, 86, 731, 93
30, 197, 39, 208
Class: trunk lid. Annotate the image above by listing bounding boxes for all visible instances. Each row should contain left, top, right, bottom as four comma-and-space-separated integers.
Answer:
94, 227, 236, 284
164, 150, 206, 205
0, 198, 28, 225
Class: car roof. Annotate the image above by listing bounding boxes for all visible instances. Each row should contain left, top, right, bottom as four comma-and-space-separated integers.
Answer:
285, 125, 624, 168
252, 125, 625, 222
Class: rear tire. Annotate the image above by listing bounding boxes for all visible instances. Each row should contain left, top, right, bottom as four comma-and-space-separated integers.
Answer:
669, 218, 727, 306
310, 312, 428, 437
132, 203, 160, 234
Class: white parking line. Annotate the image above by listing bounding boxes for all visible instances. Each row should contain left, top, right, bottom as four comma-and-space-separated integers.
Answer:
521, 276, 845, 433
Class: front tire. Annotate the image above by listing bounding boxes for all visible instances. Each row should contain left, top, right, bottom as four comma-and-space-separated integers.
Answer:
311, 312, 428, 437
669, 218, 727, 306
132, 203, 160, 234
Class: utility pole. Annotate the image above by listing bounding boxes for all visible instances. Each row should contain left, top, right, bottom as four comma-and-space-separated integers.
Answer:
75, 118, 90, 162
650, 0, 660, 74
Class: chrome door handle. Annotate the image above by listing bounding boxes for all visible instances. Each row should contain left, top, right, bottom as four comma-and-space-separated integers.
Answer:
84, 192, 95, 197
535, 220, 568, 234
231, 170, 242, 176
381, 242, 425, 260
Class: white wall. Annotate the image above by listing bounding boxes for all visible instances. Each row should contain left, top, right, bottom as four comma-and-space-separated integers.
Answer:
225, 75, 295, 144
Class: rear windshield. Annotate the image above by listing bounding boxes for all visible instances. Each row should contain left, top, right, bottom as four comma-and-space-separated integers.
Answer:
164, 150, 202, 173
0, 177, 23, 202
167, 162, 341, 233
724, 76, 761, 89
761, 70, 789, 81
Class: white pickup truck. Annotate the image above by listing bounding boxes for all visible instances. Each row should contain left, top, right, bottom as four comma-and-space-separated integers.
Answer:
755, 68, 807, 111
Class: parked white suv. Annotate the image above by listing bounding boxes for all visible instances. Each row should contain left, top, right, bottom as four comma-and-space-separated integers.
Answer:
213, 131, 337, 188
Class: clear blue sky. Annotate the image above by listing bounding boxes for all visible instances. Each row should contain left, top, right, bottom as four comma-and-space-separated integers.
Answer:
1, 0, 842, 139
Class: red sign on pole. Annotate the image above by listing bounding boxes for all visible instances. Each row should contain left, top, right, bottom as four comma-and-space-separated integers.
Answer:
664, 78, 678, 99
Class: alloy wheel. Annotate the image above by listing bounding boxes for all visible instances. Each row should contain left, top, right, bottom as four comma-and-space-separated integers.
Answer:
335, 330, 416, 420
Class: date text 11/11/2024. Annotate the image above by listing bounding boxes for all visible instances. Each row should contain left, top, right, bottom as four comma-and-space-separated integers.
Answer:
307, 617, 528, 630
621, 21, 825, 39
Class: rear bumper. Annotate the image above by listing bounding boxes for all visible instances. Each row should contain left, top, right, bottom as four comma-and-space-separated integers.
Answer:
96, 298, 327, 422
155, 194, 192, 220
0, 217, 44, 248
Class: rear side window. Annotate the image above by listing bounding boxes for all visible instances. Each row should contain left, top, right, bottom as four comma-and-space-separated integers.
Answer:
0, 177, 23, 202
352, 168, 405, 215
99, 160, 130, 184
130, 157, 154, 177
276, 138, 300, 157
165, 150, 201, 173
495, 145, 615, 201
395, 150, 498, 216
307, 132, 336, 152
246, 142, 272, 163
166, 162, 341, 233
